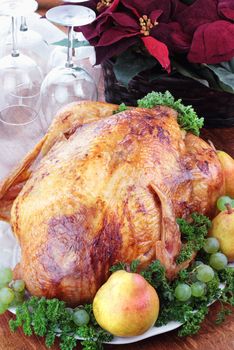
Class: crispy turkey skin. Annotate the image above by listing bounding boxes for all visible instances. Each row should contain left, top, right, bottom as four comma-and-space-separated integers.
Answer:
0, 102, 225, 305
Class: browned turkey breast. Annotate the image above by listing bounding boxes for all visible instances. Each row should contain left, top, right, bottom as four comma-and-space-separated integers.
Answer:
0, 101, 225, 305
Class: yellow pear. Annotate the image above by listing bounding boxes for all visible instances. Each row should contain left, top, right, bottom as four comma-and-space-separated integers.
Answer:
209, 206, 234, 262
217, 151, 234, 197
93, 270, 160, 337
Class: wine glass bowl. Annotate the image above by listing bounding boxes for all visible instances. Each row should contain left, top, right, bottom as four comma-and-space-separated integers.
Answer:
40, 65, 97, 125
0, 0, 44, 178
0, 53, 42, 110
0, 104, 44, 179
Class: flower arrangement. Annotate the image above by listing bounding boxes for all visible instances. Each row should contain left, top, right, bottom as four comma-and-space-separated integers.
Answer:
78, 0, 234, 92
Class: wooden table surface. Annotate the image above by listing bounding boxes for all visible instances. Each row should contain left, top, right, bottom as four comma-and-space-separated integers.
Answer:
0, 4, 234, 350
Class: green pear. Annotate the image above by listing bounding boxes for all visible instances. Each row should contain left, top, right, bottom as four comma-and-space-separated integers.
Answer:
217, 151, 234, 197
209, 206, 234, 262
93, 270, 160, 337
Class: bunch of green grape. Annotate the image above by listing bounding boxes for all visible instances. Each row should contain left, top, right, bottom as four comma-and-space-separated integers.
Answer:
217, 195, 234, 211
0, 267, 25, 314
175, 237, 228, 302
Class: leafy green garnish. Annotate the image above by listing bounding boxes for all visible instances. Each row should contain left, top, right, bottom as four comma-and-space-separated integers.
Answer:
113, 103, 128, 114
9, 298, 112, 350
137, 91, 204, 135
109, 261, 126, 272
176, 213, 211, 264
141, 260, 173, 301
215, 303, 232, 325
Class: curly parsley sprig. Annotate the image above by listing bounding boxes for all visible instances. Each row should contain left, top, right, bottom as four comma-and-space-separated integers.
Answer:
137, 91, 204, 135
9, 298, 112, 350
113, 91, 203, 135
176, 213, 211, 264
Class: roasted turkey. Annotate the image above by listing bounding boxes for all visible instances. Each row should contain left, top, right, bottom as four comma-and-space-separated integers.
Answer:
0, 101, 225, 305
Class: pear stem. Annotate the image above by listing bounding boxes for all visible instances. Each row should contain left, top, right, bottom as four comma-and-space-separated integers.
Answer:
126, 264, 131, 273
225, 203, 233, 214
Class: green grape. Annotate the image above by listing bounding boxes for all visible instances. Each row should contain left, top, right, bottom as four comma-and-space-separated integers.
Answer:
0, 302, 8, 315
203, 238, 220, 254
217, 196, 232, 211
209, 252, 228, 271
73, 309, 90, 326
196, 265, 214, 283
193, 261, 204, 268
191, 281, 206, 297
12, 280, 25, 293
0, 267, 13, 287
0, 287, 15, 305
10, 291, 25, 307
232, 199, 234, 208
174, 283, 192, 302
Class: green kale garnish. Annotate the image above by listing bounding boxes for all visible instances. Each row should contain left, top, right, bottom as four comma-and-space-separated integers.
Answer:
9, 298, 112, 350
109, 261, 126, 272
110, 259, 140, 273
137, 91, 204, 136
178, 306, 209, 337
215, 303, 232, 325
141, 260, 173, 301
113, 103, 128, 114
176, 213, 211, 264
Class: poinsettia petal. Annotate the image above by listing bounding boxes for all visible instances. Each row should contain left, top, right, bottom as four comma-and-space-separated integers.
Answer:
150, 10, 163, 23
111, 12, 139, 30
95, 37, 138, 64
121, 0, 184, 22
218, 0, 234, 20
97, 28, 138, 46
142, 36, 171, 72
176, 0, 219, 35
151, 22, 191, 53
188, 20, 234, 64
170, 0, 188, 20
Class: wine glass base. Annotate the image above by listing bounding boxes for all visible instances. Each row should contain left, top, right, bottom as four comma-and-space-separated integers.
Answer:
46, 5, 96, 27
0, 0, 38, 16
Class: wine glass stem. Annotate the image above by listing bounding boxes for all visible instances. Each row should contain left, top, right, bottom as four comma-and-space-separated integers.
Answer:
11, 17, 19, 57
66, 26, 74, 68
20, 16, 28, 32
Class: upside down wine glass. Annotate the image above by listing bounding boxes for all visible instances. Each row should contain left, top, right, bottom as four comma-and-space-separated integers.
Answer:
0, 0, 44, 178
40, 5, 98, 128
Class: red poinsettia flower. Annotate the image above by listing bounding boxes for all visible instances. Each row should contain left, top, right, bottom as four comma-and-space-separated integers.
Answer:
176, 0, 234, 64
218, 0, 234, 20
78, 0, 189, 72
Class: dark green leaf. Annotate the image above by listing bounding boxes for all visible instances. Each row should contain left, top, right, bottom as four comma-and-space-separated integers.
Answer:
204, 60, 234, 94
113, 49, 157, 87
172, 59, 209, 87
51, 39, 90, 48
